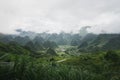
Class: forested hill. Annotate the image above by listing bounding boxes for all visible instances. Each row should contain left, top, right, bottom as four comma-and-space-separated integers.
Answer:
78, 34, 120, 52
0, 32, 120, 52
0, 32, 120, 80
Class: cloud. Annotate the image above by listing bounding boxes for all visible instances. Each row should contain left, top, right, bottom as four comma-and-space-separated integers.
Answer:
0, 0, 120, 34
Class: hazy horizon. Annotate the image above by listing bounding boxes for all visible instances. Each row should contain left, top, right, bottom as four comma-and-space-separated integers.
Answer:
0, 0, 120, 34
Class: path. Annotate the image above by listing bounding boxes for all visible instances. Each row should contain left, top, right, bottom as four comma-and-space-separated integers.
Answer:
57, 59, 67, 63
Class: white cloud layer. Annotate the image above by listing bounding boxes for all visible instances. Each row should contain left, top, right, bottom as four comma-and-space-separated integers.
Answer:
0, 0, 120, 34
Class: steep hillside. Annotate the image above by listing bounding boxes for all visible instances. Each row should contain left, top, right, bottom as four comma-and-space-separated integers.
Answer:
103, 35, 120, 50
0, 42, 31, 54
78, 34, 120, 52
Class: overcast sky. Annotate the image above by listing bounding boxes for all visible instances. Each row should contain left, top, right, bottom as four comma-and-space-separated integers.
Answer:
0, 0, 120, 34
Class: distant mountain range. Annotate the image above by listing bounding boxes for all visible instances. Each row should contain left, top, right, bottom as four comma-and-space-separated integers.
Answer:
0, 32, 120, 52
78, 34, 120, 52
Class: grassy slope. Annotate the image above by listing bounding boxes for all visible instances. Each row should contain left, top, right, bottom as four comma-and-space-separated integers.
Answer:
0, 44, 120, 80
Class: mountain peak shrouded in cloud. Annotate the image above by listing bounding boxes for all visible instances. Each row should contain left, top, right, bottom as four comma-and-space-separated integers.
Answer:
16, 29, 37, 39
79, 26, 91, 37
16, 29, 22, 32
0, 0, 120, 34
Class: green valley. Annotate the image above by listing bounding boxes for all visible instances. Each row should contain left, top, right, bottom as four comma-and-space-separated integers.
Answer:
0, 32, 120, 80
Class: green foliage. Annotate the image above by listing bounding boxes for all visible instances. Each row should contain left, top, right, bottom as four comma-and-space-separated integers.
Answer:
14, 36, 30, 46
46, 48, 57, 56
103, 35, 120, 50
104, 50, 120, 62
78, 34, 120, 52
0, 33, 120, 80
25, 41, 36, 51
1, 52, 120, 80
78, 41, 88, 48
0, 50, 120, 80
63, 52, 120, 80
0, 42, 30, 55
34, 41, 44, 50
71, 34, 81, 46
43, 41, 58, 49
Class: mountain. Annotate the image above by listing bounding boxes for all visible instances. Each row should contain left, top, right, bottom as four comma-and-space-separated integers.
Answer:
81, 33, 97, 43
1, 32, 120, 53
0, 41, 31, 54
13, 36, 31, 46
103, 35, 120, 50
24, 41, 36, 51
78, 34, 120, 52
0, 35, 13, 43
16, 29, 37, 39
46, 48, 57, 56
71, 34, 81, 46
34, 41, 44, 50
43, 41, 58, 49
33, 36, 44, 44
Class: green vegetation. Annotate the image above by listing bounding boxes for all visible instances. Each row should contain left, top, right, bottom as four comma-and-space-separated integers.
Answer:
0, 33, 120, 80
0, 50, 120, 80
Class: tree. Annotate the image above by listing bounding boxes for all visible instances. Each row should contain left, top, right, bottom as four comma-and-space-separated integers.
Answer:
25, 41, 36, 51
78, 41, 88, 48
46, 48, 57, 56
104, 50, 119, 62
34, 41, 43, 50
